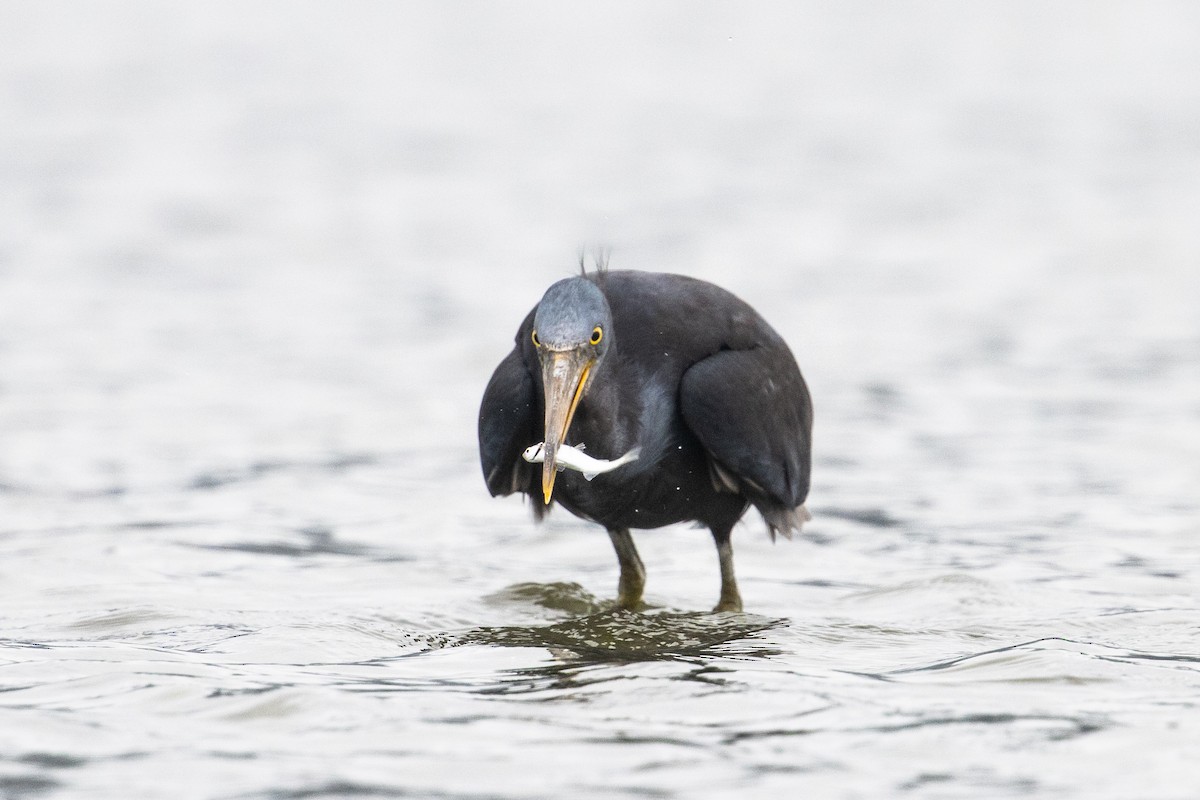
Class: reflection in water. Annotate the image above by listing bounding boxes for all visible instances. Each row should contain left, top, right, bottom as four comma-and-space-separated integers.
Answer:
467, 582, 786, 663
483, 581, 610, 617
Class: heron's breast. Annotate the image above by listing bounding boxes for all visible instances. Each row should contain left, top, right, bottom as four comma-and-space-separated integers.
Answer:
551, 440, 727, 530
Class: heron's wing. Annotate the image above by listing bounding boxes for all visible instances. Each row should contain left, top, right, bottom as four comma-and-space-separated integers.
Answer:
478, 349, 538, 498
680, 346, 813, 510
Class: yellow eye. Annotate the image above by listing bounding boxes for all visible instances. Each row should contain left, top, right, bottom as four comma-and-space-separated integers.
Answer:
590, 326, 603, 345
531, 330, 540, 347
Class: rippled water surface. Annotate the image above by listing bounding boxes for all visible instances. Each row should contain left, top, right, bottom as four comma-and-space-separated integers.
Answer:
3, 3, 1200, 798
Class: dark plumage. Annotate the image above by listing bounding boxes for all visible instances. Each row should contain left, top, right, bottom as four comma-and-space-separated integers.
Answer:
478, 269, 813, 611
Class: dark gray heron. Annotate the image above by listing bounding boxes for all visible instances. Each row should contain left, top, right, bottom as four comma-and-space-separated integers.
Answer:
478, 269, 812, 612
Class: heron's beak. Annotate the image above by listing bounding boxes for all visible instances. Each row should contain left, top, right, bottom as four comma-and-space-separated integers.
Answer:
540, 347, 593, 504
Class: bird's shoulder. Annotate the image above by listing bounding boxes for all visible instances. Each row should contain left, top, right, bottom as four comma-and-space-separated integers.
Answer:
600, 271, 776, 354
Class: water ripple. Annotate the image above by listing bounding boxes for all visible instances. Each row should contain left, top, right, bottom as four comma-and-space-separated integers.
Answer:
464, 582, 785, 662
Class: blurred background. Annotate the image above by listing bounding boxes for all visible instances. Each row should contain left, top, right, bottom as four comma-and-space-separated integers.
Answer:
3, 2, 1196, 500
1, 3, 1198, 798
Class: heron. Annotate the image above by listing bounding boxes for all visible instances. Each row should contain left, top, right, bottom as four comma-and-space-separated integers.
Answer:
478, 269, 813, 612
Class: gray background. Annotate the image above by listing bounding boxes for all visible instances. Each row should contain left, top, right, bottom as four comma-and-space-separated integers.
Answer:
2, 3, 1198, 798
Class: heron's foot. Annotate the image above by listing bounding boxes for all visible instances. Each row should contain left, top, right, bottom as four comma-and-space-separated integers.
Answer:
608, 528, 646, 613
613, 592, 646, 612
712, 531, 743, 613
614, 567, 646, 611
712, 592, 743, 613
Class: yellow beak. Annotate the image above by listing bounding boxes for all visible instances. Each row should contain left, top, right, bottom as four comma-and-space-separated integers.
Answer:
540, 349, 593, 504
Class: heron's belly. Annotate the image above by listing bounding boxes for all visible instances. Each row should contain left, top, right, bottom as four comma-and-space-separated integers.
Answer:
550, 450, 744, 531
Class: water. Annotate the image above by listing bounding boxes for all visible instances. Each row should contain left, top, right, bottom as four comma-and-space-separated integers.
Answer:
2, 2, 1199, 798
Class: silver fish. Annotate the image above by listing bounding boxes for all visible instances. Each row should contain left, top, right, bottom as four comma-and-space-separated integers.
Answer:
522, 442, 640, 481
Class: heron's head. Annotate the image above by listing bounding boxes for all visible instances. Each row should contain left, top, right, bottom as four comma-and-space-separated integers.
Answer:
531, 277, 612, 504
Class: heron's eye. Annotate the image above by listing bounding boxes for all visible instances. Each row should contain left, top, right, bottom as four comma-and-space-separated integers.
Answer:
590, 326, 603, 345
531, 330, 540, 347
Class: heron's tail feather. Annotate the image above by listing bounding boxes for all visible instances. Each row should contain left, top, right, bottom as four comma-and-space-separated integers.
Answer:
761, 503, 810, 542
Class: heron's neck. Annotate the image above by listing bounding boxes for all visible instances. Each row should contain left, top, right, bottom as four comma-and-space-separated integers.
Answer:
572, 358, 637, 456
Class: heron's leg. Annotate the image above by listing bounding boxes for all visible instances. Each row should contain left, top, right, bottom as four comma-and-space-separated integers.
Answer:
711, 527, 743, 613
607, 528, 645, 610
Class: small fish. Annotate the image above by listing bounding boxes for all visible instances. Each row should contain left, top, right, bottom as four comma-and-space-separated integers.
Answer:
522, 442, 640, 480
